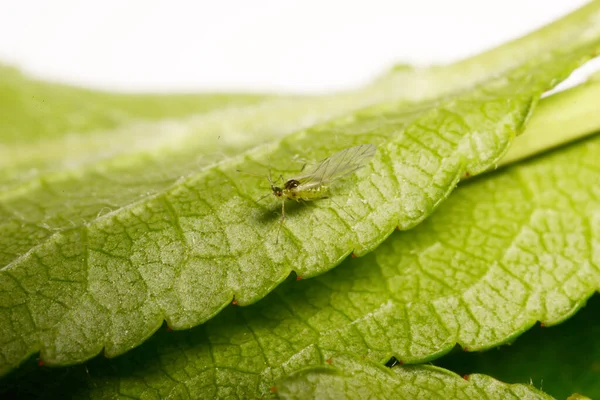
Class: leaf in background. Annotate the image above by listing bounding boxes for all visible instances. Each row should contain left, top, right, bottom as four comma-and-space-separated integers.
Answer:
498, 71, 600, 168
276, 354, 553, 400
0, 64, 272, 143
3, 80, 598, 399
436, 294, 600, 400
2, 1, 600, 379
0, 64, 273, 187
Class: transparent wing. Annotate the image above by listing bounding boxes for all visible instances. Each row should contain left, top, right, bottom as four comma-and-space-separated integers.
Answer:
291, 144, 376, 186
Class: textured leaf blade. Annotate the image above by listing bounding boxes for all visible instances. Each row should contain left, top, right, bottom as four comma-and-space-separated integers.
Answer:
0, 64, 429, 374
8, 86, 600, 398
277, 354, 553, 400
437, 294, 600, 400
499, 76, 600, 167
0, 64, 270, 145
0, 63, 273, 189
2, 2, 600, 378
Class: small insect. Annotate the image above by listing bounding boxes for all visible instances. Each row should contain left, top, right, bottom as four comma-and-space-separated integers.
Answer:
385, 356, 400, 368
238, 144, 377, 242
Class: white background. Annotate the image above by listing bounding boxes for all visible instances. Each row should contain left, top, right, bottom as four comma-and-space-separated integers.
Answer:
0, 0, 598, 93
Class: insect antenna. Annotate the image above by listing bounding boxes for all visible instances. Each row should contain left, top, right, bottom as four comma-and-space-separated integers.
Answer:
256, 192, 271, 202
267, 168, 274, 186
236, 169, 275, 203
327, 197, 356, 221
236, 169, 264, 178
237, 166, 286, 245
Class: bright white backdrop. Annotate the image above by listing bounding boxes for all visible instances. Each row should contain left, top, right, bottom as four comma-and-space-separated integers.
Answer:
0, 0, 598, 93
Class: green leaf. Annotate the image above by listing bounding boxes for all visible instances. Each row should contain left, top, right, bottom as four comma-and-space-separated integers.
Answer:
0, 65, 421, 373
276, 354, 553, 400
3, 82, 598, 398
498, 75, 600, 168
436, 293, 600, 400
2, 3, 600, 375
0, 64, 272, 145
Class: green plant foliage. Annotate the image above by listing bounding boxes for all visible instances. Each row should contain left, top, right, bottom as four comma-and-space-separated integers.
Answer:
3, 2, 600, 399
277, 354, 553, 400
2, 3, 600, 376
437, 294, 600, 399
497, 76, 600, 168
70, 130, 600, 398
0, 64, 271, 144
2, 84, 598, 399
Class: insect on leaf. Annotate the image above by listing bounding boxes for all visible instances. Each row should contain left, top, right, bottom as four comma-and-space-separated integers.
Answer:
265, 144, 377, 243
291, 144, 377, 187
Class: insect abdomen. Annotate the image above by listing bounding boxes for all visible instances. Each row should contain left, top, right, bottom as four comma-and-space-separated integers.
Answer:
286, 185, 329, 201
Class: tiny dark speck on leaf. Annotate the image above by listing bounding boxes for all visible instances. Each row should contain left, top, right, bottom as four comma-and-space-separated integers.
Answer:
351, 253, 357, 258
232, 299, 238, 305
385, 357, 400, 368
296, 275, 302, 281
463, 374, 470, 381
326, 359, 333, 365
270, 386, 277, 393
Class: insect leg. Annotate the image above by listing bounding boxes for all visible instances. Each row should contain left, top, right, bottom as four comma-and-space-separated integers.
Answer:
256, 192, 271, 203
327, 197, 356, 220
298, 199, 321, 223
276, 199, 285, 244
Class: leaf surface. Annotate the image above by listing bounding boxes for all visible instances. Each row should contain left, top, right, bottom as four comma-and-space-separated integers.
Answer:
498, 73, 600, 168
2, 1, 600, 379
437, 294, 600, 400
3, 82, 598, 398
277, 354, 553, 400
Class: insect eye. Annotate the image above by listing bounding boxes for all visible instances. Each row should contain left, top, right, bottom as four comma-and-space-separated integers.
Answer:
284, 179, 300, 189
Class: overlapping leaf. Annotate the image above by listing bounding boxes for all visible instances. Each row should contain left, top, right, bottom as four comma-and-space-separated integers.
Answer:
277, 354, 552, 400
497, 71, 600, 168
3, 82, 597, 398
2, 3, 600, 376
438, 294, 600, 399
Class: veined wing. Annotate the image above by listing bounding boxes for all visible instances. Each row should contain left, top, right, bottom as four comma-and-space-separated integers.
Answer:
291, 144, 376, 186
